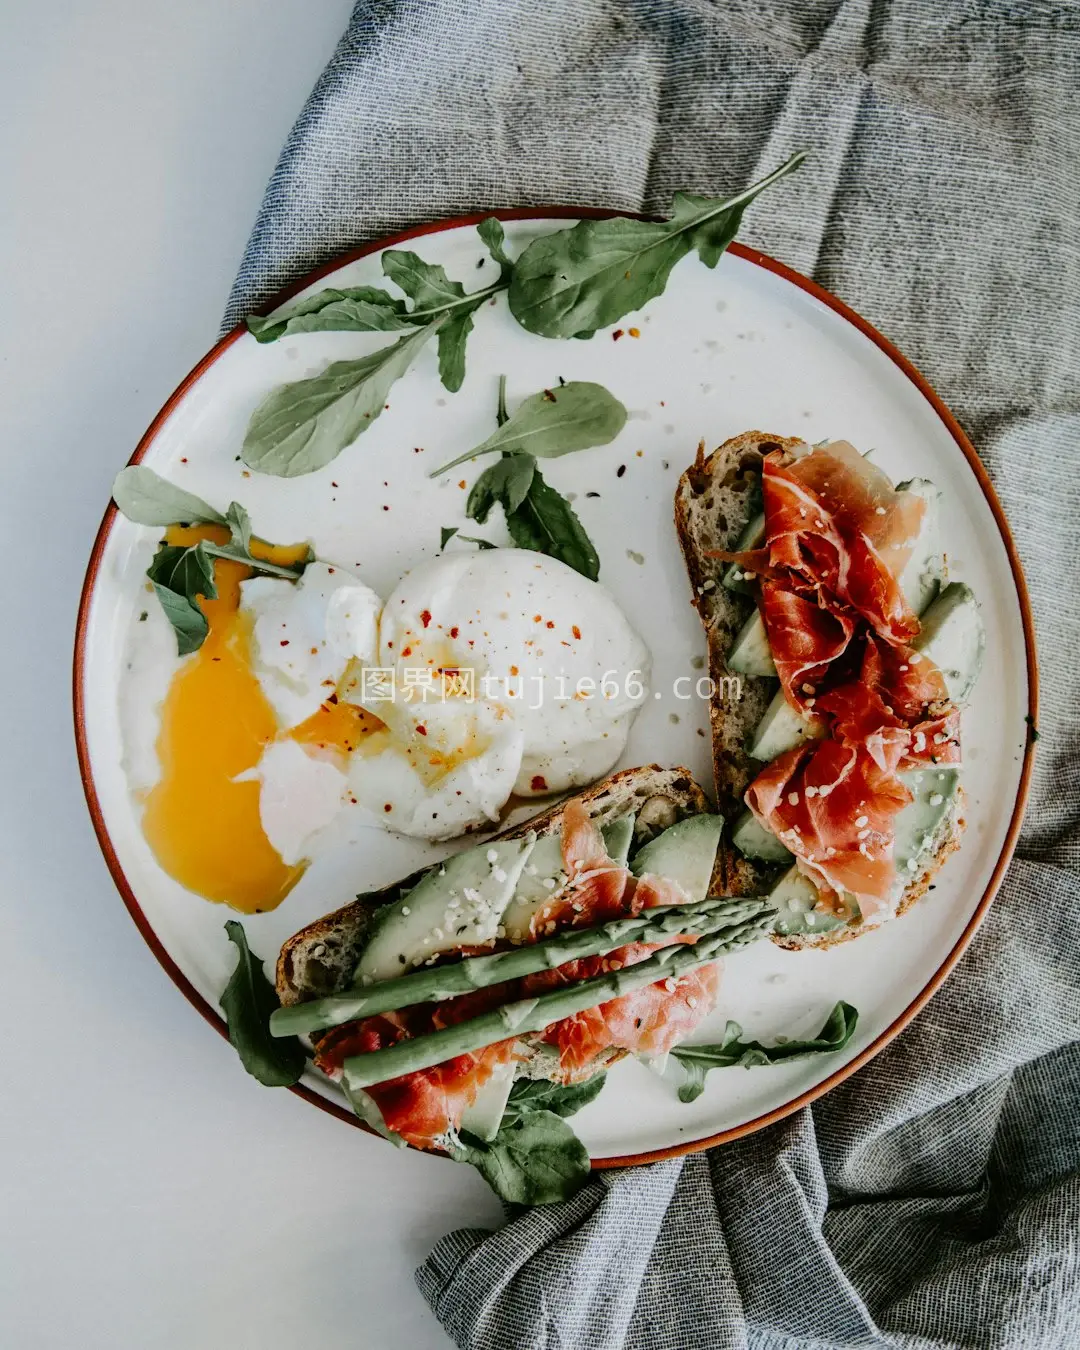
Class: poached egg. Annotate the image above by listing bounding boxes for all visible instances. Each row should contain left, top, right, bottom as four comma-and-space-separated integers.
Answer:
137, 537, 650, 911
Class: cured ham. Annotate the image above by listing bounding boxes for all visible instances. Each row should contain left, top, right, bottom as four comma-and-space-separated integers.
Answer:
522, 944, 720, 1076
758, 581, 855, 716
314, 984, 519, 1150
761, 441, 924, 644
745, 740, 912, 917
739, 442, 960, 909
529, 801, 634, 935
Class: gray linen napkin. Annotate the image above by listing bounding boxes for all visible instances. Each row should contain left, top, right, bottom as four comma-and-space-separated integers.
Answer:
225, 3, 1080, 1345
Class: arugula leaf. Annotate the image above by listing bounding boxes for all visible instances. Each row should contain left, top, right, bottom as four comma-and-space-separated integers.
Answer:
432, 381, 627, 476
225, 501, 253, 552
506, 467, 600, 580
460, 535, 496, 549
246, 286, 411, 342
477, 217, 513, 281
112, 466, 226, 528
504, 1073, 605, 1120
241, 320, 442, 478
146, 540, 216, 656
672, 1001, 858, 1103
454, 1110, 591, 1205
436, 310, 475, 393
439, 525, 459, 549
467, 454, 535, 523
508, 152, 806, 338
220, 921, 305, 1087
382, 250, 492, 394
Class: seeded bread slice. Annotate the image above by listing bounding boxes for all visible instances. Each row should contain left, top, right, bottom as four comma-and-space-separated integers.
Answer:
674, 432, 806, 898
674, 433, 967, 950
276, 764, 711, 1007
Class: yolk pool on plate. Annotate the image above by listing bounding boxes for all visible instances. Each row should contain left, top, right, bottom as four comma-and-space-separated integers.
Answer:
140, 524, 378, 913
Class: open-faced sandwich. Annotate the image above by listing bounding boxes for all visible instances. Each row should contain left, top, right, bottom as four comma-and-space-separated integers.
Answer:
267, 767, 779, 1182
676, 432, 985, 946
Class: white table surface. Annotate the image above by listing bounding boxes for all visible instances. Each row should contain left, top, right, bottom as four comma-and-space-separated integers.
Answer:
0, 5, 501, 1346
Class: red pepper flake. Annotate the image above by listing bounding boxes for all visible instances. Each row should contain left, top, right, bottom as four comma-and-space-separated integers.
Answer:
542, 388, 558, 402
420, 609, 432, 628
382, 505, 390, 511
612, 329, 624, 341
280, 640, 290, 647
533, 614, 542, 623
531, 775, 548, 792
510, 665, 519, 676
331, 481, 338, 488
416, 725, 427, 736
572, 625, 582, 640
458, 480, 467, 489
628, 327, 640, 338
414, 447, 424, 454
449, 626, 459, 638
326, 693, 338, 705
636, 450, 644, 457
179, 457, 188, 463
241, 470, 251, 478
545, 620, 554, 629
327, 567, 335, 574
401, 646, 412, 657
383, 803, 393, 812
310, 647, 318, 655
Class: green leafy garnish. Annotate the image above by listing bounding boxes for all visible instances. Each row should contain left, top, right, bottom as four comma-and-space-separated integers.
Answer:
504, 1073, 606, 1120
439, 526, 495, 551
241, 320, 443, 478
467, 454, 535, 522
508, 153, 806, 338
453, 1111, 591, 1205
504, 466, 599, 580
112, 465, 226, 528
112, 467, 308, 654
220, 921, 305, 1088
381, 249, 492, 394
246, 286, 411, 343
476, 217, 513, 281
671, 1000, 858, 1103
450, 1073, 604, 1204
431, 381, 627, 476
146, 541, 216, 655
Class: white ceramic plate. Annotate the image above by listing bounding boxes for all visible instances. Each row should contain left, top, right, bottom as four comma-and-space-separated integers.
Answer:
75, 213, 1036, 1164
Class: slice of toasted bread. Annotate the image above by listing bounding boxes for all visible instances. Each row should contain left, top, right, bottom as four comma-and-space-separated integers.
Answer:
276, 763, 711, 1008
674, 432, 966, 950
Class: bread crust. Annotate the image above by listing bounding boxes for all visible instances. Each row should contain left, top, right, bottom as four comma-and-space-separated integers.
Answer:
674, 433, 967, 950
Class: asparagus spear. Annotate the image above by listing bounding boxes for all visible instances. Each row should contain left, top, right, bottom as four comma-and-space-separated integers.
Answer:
271, 896, 770, 1038
341, 910, 775, 1091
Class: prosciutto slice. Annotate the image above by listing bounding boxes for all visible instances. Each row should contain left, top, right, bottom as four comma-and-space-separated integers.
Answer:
762, 442, 924, 644
745, 740, 912, 919
740, 443, 960, 910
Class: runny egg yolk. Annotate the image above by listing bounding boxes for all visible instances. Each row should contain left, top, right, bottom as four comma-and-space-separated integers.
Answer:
140, 524, 379, 913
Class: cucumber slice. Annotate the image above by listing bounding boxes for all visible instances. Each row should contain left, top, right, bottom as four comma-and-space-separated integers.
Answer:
630, 814, 723, 903
748, 688, 824, 762
894, 767, 960, 876
354, 834, 537, 983
768, 866, 850, 938
896, 478, 945, 617
728, 610, 776, 677
601, 814, 635, 867
722, 512, 765, 595
912, 582, 985, 705
731, 810, 793, 862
